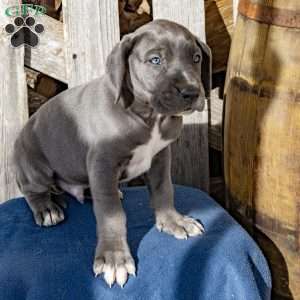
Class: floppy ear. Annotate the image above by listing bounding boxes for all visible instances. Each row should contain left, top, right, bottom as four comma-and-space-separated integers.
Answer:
105, 33, 135, 107
196, 38, 212, 99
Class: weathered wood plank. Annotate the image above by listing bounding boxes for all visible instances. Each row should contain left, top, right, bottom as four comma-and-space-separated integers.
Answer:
63, 0, 120, 87
153, 0, 210, 191
209, 87, 223, 151
25, 14, 66, 83
0, 1, 28, 203
153, 0, 206, 40
233, 0, 239, 22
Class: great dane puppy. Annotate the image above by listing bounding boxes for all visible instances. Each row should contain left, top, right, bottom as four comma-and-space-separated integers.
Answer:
14, 20, 212, 287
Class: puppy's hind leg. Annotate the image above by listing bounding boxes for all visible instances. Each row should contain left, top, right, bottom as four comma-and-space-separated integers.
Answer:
26, 191, 65, 227
14, 153, 65, 227
118, 189, 124, 200
55, 180, 85, 204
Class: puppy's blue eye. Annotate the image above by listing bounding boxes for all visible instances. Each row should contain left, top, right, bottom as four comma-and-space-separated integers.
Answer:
150, 56, 161, 65
193, 54, 201, 63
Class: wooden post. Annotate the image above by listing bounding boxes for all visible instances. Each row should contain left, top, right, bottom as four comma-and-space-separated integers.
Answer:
152, 0, 210, 191
0, 1, 28, 203
62, 0, 120, 87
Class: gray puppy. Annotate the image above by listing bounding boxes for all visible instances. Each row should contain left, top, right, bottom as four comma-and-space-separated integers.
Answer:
13, 20, 211, 287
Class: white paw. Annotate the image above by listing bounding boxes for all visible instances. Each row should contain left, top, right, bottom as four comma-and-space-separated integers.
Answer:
94, 250, 136, 288
156, 211, 204, 239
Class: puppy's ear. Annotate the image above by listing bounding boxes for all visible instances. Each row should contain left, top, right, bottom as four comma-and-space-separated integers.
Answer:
196, 38, 212, 99
105, 33, 135, 107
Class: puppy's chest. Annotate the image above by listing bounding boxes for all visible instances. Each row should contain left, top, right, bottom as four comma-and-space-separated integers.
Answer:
122, 120, 173, 181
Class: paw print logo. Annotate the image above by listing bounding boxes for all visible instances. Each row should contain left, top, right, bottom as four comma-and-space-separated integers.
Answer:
5, 16, 44, 48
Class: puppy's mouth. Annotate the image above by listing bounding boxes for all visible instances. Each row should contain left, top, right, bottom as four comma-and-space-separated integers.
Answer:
173, 98, 206, 116
173, 109, 194, 116
151, 89, 206, 116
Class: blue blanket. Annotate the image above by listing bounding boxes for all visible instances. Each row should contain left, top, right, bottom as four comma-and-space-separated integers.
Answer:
0, 186, 271, 300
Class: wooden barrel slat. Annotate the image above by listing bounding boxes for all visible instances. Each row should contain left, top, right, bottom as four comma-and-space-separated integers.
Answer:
224, 1, 300, 298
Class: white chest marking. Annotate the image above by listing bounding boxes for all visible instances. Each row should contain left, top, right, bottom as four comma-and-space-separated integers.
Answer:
124, 120, 172, 181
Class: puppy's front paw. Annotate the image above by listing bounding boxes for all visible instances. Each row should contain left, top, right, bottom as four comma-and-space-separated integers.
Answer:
156, 210, 204, 239
94, 246, 136, 288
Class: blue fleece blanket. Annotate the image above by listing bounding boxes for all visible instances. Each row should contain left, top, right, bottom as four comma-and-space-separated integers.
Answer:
0, 186, 271, 300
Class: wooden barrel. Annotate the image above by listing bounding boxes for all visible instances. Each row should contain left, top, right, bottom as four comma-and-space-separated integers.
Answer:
224, 0, 300, 299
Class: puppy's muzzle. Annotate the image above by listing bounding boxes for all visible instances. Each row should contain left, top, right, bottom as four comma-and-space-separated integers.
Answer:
176, 85, 205, 111
174, 98, 205, 116
179, 86, 199, 101
191, 98, 206, 112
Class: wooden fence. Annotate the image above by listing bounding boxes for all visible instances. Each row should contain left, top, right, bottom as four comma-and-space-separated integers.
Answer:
0, 0, 28, 203
0, 0, 236, 203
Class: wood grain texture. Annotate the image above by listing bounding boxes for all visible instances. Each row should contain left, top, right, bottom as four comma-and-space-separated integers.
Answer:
205, 0, 233, 72
0, 1, 28, 203
62, 0, 120, 87
152, 0, 209, 191
224, 4, 300, 298
25, 14, 66, 83
153, 0, 206, 40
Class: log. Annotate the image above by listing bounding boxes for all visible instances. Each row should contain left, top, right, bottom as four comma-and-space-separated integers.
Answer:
36, 76, 59, 98
0, 1, 28, 203
28, 89, 48, 116
137, 0, 151, 15
25, 67, 40, 90
126, 0, 143, 12
120, 10, 152, 35
26, 0, 61, 19
119, 0, 126, 15
152, 0, 209, 191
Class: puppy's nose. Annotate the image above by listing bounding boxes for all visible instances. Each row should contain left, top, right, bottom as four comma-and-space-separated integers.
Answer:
192, 98, 206, 111
179, 86, 199, 100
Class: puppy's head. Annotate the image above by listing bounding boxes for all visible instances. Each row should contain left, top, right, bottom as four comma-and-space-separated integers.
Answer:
106, 19, 212, 115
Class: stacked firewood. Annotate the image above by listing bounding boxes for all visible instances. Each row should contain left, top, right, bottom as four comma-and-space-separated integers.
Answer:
40, 0, 152, 26
26, 68, 67, 116
119, 0, 152, 36
24, 0, 63, 20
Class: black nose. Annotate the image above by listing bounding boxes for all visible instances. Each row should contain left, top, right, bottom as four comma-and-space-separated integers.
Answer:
178, 86, 199, 100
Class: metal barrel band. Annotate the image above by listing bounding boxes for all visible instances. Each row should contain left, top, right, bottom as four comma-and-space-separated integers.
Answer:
238, 0, 300, 29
